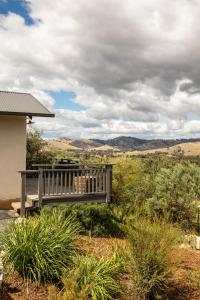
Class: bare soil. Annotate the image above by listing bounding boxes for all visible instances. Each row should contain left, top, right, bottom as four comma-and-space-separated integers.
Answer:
1, 237, 200, 300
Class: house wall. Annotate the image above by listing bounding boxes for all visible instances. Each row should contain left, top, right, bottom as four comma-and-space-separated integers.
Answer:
0, 116, 26, 204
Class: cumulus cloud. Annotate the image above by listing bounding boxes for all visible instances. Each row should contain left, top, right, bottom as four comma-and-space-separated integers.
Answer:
0, 0, 200, 138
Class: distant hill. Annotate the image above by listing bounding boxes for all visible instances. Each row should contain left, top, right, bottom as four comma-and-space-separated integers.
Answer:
47, 136, 200, 153
91, 136, 200, 151
70, 139, 102, 149
127, 141, 200, 157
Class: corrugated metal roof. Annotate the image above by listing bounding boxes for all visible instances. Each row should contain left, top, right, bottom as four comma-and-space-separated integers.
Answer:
0, 91, 55, 117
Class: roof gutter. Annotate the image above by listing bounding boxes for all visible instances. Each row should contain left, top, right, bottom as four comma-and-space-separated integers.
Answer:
0, 111, 55, 117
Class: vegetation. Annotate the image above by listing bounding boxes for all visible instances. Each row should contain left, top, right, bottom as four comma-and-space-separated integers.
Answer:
3, 137, 200, 299
149, 163, 200, 228
112, 158, 143, 206
48, 204, 124, 237
47, 253, 122, 300
2, 209, 79, 283
48, 274, 89, 300
112, 157, 200, 229
27, 129, 55, 169
126, 216, 180, 300
66, 254, 121, 300
188, 270, 200, 291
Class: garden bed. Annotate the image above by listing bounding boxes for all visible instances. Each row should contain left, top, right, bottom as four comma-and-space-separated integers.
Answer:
0, 237, 200, 300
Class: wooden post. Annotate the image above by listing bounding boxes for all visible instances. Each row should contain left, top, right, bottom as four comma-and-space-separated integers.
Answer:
20, 171, 26, 217
38, 169, 43, 207
106, 165, 112, 203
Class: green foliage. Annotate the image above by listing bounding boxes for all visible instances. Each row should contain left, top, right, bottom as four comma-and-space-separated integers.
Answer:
48, 273, 89, 300
149, 163, 200, 228
126, 216, 180, 300
2, 209, 79, 283
49, 204, 124, 237
62, 272, 89, 300
64, 254, 122, 300
188, 270, 200, 290
79, 155, 110, 166
48, 253, 122, 300
112, 158, 150, 220
26, 129, 55, 169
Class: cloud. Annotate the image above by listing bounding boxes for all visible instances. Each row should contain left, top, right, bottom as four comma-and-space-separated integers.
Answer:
0, 0, 200, 138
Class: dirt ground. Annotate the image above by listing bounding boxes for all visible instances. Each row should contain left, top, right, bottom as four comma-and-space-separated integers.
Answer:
1, 237, 200, 300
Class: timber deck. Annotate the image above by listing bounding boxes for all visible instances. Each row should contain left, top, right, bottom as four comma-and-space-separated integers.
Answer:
11, 164, 113, 216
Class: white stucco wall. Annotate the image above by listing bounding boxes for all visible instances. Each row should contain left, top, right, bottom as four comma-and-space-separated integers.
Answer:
0, 116, 26, 202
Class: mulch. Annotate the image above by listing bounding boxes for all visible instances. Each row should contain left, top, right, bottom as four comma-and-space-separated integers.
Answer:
1, 237, 200, 300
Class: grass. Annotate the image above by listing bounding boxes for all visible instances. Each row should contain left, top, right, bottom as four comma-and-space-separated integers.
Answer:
2, 208, 80, 283
63, 253, 122, 300
188, 270, 200, 291
126, 216, 180, 300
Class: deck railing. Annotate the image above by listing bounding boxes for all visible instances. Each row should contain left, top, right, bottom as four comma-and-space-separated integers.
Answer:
19, 164, 112, 216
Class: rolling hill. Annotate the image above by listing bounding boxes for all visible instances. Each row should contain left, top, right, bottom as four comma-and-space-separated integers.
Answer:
47, 136, 200, 154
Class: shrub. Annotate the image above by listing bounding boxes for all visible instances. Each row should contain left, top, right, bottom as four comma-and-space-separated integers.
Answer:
26, 129, 55, 169
2, 208, 79, 283
112, 158, 151, 221
149, 163, 200, 228
48, 204, 124, 237
126, 217, 180, 300
64, 253, 122, 300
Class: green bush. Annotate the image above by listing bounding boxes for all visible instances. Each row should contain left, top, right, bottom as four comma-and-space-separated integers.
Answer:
126, 216, 180, 300
112, 158, 153, 221
64, 253, 122, 300
49, 204, 124, 237
149, 163, 200, 228
2, 209, 79, 283
26, 129, 55, 169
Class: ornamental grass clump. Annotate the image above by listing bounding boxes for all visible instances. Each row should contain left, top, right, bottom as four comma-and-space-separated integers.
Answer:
63, 253, 122, 300
126, 217, 180, 300
2, 208, 79, 283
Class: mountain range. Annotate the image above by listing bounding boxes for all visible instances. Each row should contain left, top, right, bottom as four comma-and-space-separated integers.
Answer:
48, 136, 200, 152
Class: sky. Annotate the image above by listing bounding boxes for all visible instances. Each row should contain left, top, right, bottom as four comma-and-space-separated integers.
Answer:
0, 0, 200, 139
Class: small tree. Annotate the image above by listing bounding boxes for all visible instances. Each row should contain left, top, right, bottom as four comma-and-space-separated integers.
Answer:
26, 129, 55, 169
149, 163, 200, 228
112, 158, 150, 221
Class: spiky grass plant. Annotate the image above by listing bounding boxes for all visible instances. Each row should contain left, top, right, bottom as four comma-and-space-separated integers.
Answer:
63, 253, 122, 300
2, 208, 79, 283
126, 217, 180, 300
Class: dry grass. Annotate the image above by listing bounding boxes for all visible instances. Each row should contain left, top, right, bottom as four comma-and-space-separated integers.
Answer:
168, 142, 200, 156
47, 139, 120, 152
47, 140, 80, 151
126, 142, 200, 157
47, 138, 200, 156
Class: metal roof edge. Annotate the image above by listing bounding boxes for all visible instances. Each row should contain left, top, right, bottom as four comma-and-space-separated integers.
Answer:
30, 94, 55, 116
0, 111, 55, 117
0, 91, 55, 117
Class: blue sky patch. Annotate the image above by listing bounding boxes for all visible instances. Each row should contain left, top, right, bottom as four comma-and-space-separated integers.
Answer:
49, 91, 85, 111
0, 0, 35, 25
187, 112, 200, 121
